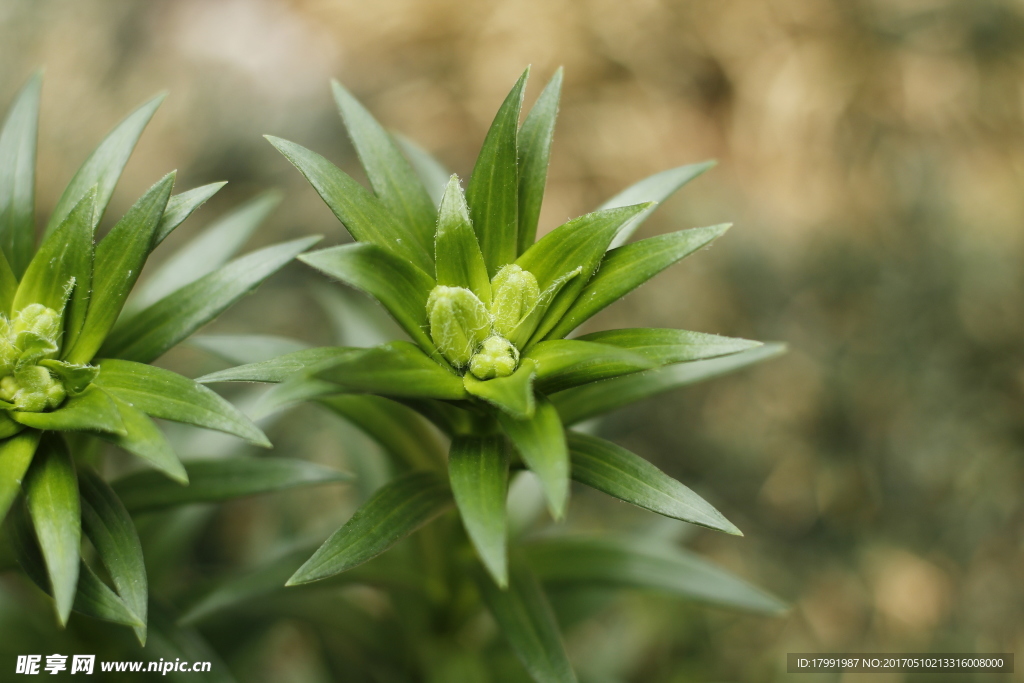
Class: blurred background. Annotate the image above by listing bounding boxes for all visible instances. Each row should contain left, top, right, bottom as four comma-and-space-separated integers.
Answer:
2, 0, 1024, 680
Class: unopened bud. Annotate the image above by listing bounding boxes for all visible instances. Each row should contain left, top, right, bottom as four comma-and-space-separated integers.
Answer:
469, 335, 519, 380
427, 285, 492, 367
490, 265, 539, 338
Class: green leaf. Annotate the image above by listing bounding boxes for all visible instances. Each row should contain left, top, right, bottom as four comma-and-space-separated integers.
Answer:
101, 236, 320, 363
449, 436, 510, 587
250, 377, 338, 420
65, 172, 175, 363
318, 394, 445, 470
517, 68, 562, 254
133, 190, 282, 311
545, 224, 731, 339
114, 457, 351, 513
102, 395, 187, 484
476, 558, 577, 683
567, 432, 739, 534
23, 436, 80, 625
314, 342, 466, 400
300, 242, 436, 356
464, 357, 537, 419
498, 396, 568, 519
287, 471, 452, 585
525, 536, 787, 615
333, 80, 436, 258
38, 360, 99, 395
44, 94, 164, 238
466, 69, 529, 276
13, 385, 125, 436
552, 342, 787, 425
190, 334, 310, 366
93, 359, 270, 447
0, 250, 16, 316
153, 181, 227, 246
0, 71, 41, 277
79, 468, 148, 643
266, 135, 433, 272
526, 340, 655, 393
393, 133, 450, 207
577, 328, 761, 365
435, 174, 491, 305
601, 160, 716, 249
197, 346, 355, 384
0, 429, 40, 524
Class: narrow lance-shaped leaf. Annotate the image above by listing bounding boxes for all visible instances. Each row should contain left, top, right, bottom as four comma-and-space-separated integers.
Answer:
0, 71, 41, 277
498, 395, 569, 519
197, 346, 355, 384
133, 190, 282, 311
65, 172, 175, 362
435, 175, 491, 305
577, 328, 761, 365
266, 135, 433, 272
190, 333, 311, 366
466, 69, 529, 276
333, 80, 436, 258
93, 359, 270, 447
517, 68, 562, 254
154, 181, 227, 246
393, 132, 450, 207
314, 342, 466, 400
449, 436, 510, 587
568, 432, 740, 534
44, 94, 165, 238
464, 357, 537, 419
79, 469, 149, 643
101, 236, 320, 363
101, 395, 187, 484
113, 458, 351, 513
526, 340, 655, 393
552, 343, 787, 425
288, 471, 453, 585
23, 436, 80, 625
602, 160, 716, 249
545, 224, 731, 340
0, 429, 41, 524
0, 250, 16, 316
299, 243, 437, 356
13, 385, 125, 436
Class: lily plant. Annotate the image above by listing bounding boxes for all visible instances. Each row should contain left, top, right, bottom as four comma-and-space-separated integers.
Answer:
198, 68, 787, 682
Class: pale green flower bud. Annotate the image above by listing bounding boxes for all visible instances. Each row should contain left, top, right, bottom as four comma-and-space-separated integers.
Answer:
427, 285, 492, 367
11, 304, 61, 363
469, 335, 519, 380
6, 365, 66, 412
490, 264, 539, 338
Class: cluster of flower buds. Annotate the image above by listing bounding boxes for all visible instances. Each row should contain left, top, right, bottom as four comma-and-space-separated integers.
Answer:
0, 305, 67, 412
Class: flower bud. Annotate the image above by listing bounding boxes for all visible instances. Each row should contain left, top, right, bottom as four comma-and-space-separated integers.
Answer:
469, 335, 519, 380
1, 365, 66, 412
11, 304, 61, 363
426, 285, 492, 367
490, 264, 539, 338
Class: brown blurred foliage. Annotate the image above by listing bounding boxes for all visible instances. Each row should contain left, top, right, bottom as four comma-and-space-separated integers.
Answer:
3, 0, 1024, 680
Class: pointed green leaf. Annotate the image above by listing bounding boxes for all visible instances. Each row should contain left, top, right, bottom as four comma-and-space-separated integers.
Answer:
154, 181, 227, 246
300, 242, 436, 355
450, 436, 510, 587
0, 429, 40, 524
0, 249, 16, 316
552, 342, 787, 425
287, 471, 452, 585
266, 135, 433, 272
190, 333, 310, 366
13, 385, 125, 436
0, 71, 41, 277
65, 173, 175, 363
318, 394, 445, 470
333, 80, 436, 257
101, 236, 320, 363
525, 536, 787, 615
602, 161, 716, 249
102, 395, 187, 484
113, 457, 351, 513
197, 346, 355, 384
23, 436, 80, 625
314, 342, 466, 400
464, 357, 537, 419
577, 328, 761, 365
517, 68, 562, 253
44, 94, 164, 238
476, 558, 577, 683
393, 133, 450, 207
568, 432, 739, 534
466, 69, 529, 276
79, 468, 148, 643
134, 190, 282, 311
435, 175, 491, 305
498, 395, 568, 519
546, 224, 731, 339
93, 359, 270, 447
526, 340, 655, 393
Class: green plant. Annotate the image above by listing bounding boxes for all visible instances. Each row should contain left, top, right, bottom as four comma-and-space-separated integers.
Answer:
0, 73, 340, 643
198, 68, 787, 682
